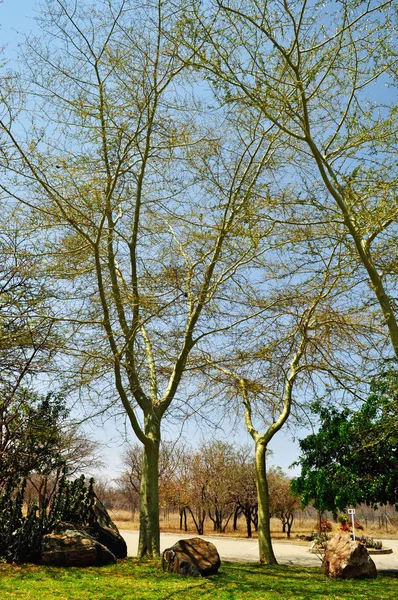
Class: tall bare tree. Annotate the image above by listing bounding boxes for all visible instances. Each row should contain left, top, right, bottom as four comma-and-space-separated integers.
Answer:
203, 240, 364, 563
0, 0, 281, 556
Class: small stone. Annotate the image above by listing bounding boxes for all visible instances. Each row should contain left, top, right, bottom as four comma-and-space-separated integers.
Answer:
162, 537, 221, 577
323, 533, 377, 579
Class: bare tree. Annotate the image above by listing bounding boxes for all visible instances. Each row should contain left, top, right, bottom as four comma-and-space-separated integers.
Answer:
204, 248, 354, 563
26, 427, 103, 507
268, 467, 299, 539
230, 447, 258, 538
189, 0, 398, 357
0, 0, 283, 556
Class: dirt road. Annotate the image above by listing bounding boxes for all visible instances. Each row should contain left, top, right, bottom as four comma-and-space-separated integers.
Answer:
120, 530, 398, 572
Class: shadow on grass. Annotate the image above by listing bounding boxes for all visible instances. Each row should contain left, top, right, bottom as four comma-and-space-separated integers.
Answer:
159, 580, 210, 600
203, 562, 398, 600
1, 558, 397, 600
377, 569, 398, 577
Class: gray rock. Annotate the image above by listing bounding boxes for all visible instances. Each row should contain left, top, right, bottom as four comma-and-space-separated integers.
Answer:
162, 537, 221, 577
41, 523, 116, 567
91, 495, 127, 559
323, 533, 377, 579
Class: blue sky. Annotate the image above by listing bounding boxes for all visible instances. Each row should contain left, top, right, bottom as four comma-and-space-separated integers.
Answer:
0, 0, 304, 480
1, 0, 36, 56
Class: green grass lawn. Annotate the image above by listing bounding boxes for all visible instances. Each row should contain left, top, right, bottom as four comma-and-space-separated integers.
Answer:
0, 560, 396, 600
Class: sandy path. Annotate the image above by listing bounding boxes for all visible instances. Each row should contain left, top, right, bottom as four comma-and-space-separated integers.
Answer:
120, 530, 398, 572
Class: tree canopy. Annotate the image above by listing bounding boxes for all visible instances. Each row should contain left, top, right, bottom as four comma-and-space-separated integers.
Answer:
291, 367, 398, 515
0, 389, 67, 487
0, 0, 397, 562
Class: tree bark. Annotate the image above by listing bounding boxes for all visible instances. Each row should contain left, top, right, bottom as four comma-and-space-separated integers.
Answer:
255, 440, 277, 565
187, 507, 205, 535
137, 419, 160, 558
251, 507, 258, 531
179, 507, 187, 532
233, 506, 241, 531
286, 513, 294, 539
245, 508, 252, 538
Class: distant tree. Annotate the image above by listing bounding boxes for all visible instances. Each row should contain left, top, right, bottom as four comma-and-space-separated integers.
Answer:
267, 467, 299, 539
182, 452, 208, 535
27, 423, 103, 507
231, 448, 258, 538
291, 368, 398, 516
199, 441, 237, 533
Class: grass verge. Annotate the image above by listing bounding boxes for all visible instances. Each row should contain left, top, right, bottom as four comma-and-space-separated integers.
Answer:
0, 559, 396, 600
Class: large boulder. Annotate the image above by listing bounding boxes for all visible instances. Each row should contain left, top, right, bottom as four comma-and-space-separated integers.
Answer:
91, 495, 127, 559
323, 533, 377, 579
41, 523, 116, 567
162, 537, 221, 577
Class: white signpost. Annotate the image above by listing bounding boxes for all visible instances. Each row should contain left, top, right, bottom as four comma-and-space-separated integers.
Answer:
347, 508, 356, 540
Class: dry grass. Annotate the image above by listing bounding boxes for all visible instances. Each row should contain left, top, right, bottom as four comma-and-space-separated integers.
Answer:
110, 510, 398, 540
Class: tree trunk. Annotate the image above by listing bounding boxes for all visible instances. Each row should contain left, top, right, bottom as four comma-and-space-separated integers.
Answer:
233, 505, 241, 531
137, 421, 160, 558
251, 506, 258, 531
179, 507, 187, 532
221, 510, 234, 533
286, 513, 294, 539
255, 440, 277, 565
245, 509, 252, 538
187, 507, 205, 535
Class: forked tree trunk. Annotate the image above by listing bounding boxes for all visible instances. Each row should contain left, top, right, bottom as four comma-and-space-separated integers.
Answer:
187, 507, 206, 534
255, 440, 277, 565
137, 421, 160, 558
286, 512, 294, 538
